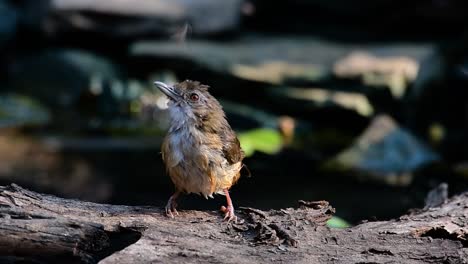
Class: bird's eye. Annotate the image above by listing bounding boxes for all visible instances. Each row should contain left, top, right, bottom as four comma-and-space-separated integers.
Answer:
190, 93, 199, 101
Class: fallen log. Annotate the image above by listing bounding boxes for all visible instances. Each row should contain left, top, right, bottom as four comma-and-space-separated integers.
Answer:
0, 184, 466, 263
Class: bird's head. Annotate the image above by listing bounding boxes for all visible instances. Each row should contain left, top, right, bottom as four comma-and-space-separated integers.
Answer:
154, 80, 225, 130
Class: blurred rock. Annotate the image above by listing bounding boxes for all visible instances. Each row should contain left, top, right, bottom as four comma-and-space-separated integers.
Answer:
231, 61, 324, 85
404, 33, 468, 162
220, 100, 279, 129
8, 49, 121, 108
424, 182, 448, 209
0, 94, 50, 128
326, 115, 439, 186
408, 49, 445, 101
334, 51, 419, 98
132, 37, 433, 90
21, 0, 242, 37
270, 87, 374, 117
132, 37, 432, 124
131, 36, 340, 84
5, 50, 173, 135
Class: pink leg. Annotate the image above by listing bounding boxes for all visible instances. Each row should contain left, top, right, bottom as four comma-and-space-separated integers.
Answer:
220, 189, 237, 222
165, 191, 180, 218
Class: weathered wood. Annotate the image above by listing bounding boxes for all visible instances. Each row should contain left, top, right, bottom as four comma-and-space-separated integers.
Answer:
0, 184, 466, 263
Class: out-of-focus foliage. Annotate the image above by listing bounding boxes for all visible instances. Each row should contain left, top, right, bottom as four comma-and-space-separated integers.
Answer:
327, 216, 351, 229
238, 128, 282, 157
0, 94, 50, 128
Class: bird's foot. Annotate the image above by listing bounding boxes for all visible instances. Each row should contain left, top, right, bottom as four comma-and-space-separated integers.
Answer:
221, 205, 237, 223
165, 195, 179, 218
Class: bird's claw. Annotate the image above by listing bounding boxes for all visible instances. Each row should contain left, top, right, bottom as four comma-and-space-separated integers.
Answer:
165, 207, 179, 218
221, 205, 237, 223
165, 200, 179, 218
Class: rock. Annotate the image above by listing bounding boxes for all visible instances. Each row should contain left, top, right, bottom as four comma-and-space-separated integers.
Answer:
333, 51, 420, 98
270, 87, 374, 117
220, 100, 280, 129
407, 49, 445, 101
5, 50, 173, 134
332, 46, 434, 103
132, 37, 433, 121
23, 0, 242, 37
424, 183, 448, 209
326, 115, 439, 186
7, 49, 121, 108
131, 36, 434, 89
131, 36, 339, 84
404, 33, 468, 161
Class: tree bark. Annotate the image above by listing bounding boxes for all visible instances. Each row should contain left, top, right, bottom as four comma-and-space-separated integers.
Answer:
0, 184, 466, 264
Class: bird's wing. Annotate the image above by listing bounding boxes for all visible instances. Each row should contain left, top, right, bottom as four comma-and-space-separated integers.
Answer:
220, 129, 244, 165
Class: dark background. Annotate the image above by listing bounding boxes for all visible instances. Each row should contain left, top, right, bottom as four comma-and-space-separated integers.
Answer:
1, 0, 468, 224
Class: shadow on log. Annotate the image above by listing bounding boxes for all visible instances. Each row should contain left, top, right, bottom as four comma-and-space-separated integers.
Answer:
0, 184, 466, 263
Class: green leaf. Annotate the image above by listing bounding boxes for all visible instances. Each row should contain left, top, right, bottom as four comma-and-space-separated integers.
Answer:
238, 128, 282, 157
326, 216, 351, 228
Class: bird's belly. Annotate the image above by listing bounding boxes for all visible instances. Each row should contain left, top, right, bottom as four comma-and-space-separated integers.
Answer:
169, 156, 241, 196
164, 141, 241, 197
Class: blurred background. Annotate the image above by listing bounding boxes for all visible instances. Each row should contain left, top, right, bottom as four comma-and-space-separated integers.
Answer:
1, 0, 468, 225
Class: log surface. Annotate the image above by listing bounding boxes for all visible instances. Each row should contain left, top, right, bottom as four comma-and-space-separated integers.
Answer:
0, 184, 466, 263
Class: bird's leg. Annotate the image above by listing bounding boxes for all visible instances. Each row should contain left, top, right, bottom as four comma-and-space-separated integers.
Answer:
165, 191, 180, 218
221, 189, 237, 222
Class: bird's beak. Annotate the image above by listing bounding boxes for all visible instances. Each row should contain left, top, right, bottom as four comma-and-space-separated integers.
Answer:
154, 81, 180, 101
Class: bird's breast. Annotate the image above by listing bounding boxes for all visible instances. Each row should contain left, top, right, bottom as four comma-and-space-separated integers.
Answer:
161, 126, 239, 196
163, 126, 223, 168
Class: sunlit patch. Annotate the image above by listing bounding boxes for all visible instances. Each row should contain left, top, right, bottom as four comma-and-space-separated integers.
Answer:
334, 51, 420, 98
280, 87, 374, 117
231, 61, 324, 84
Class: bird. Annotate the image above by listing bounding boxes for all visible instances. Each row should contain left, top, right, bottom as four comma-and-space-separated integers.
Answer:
154, 80, 245, 222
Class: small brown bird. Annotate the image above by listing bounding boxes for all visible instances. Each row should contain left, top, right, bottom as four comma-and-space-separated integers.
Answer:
154, 80, 245, 221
